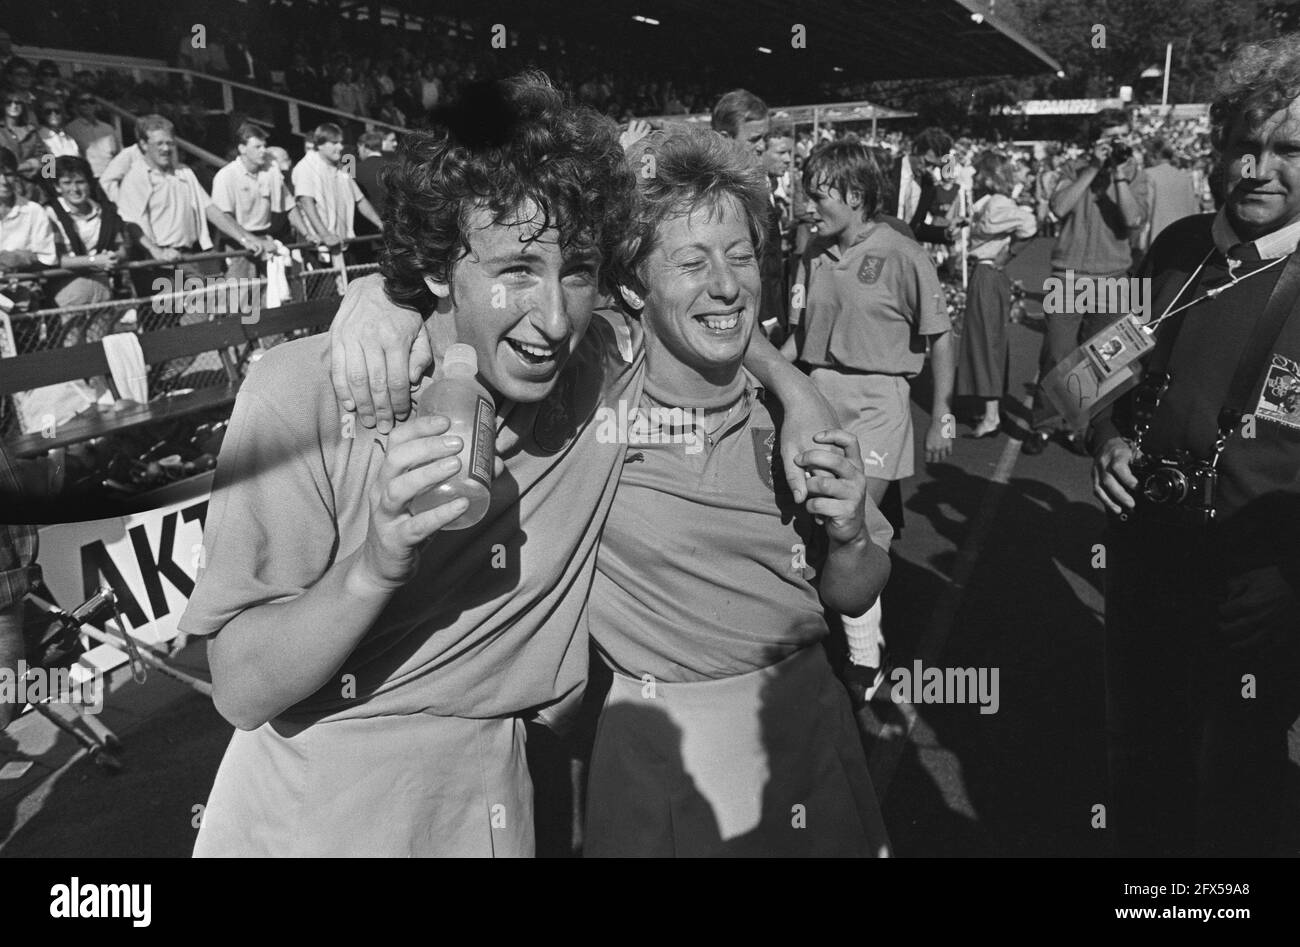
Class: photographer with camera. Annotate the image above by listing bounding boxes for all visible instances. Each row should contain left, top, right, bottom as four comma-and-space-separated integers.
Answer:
1024, 109, 1148, 455
1091, 36, 1300, 857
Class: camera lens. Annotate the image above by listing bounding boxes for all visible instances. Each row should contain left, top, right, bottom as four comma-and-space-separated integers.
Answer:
1143, 468, 1188, 505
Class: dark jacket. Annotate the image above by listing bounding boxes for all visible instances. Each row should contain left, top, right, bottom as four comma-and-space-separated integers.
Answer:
889, 155, 952, 245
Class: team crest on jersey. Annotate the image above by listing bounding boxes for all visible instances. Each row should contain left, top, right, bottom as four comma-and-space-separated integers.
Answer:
857, 255, 885, 285
751, 428, 779, 492
1255, 353, 1300, 430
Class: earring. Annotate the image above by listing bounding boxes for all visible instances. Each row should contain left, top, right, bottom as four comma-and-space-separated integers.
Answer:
619, 285, 645, 310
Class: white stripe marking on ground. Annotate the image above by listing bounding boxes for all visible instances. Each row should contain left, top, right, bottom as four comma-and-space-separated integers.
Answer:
867, 411, 1027, 800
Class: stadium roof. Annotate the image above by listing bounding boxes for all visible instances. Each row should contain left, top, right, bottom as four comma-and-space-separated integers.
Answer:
408, 0, 1061, 99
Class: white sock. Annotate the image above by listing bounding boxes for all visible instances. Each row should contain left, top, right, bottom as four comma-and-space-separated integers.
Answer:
843, 598, 885, 668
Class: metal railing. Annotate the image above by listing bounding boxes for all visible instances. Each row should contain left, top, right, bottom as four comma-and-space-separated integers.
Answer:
35, 48, 412, 139
92, 96, 226, 170
1, 237, 383, 439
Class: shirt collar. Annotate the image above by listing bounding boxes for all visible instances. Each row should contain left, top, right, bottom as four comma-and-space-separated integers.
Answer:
1213, 207, 1300, 260
818, 221, 881, 263
1, 196, 31, 222
59, 196, 100, 219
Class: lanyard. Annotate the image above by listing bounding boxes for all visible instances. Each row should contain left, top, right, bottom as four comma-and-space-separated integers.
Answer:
1144, 248, 1287, 334
1131, 247, 1300, 461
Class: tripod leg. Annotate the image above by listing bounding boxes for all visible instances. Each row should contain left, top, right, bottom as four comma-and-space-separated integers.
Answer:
30, 703, 122, 772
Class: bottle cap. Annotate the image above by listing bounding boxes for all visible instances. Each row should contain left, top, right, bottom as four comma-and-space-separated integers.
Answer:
441, 343, 478, 375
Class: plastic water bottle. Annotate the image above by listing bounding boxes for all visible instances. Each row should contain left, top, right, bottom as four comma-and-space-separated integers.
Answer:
410, 343, 495, 529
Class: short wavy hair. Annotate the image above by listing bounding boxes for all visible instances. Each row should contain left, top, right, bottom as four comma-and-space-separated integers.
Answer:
134, 114, 174, 144
802, 140, 885, 220
1210, 34, 1300, 150
711, 89, 768, 140
381, 72, 635, 311
614, 126, 770, 296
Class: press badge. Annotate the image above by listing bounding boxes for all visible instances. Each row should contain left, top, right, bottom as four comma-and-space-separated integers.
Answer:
1041, 314, 1155, 430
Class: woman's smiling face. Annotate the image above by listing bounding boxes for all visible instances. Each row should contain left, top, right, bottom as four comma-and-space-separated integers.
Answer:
639, 195, 760, 375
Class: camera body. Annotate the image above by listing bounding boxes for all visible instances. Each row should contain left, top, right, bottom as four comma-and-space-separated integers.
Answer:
1107, 140, 1133, 165
1130, 449, 1218, 527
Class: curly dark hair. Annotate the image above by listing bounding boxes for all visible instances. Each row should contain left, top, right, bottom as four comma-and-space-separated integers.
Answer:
380, 72, 636, 312
1210, 34, 1300, 150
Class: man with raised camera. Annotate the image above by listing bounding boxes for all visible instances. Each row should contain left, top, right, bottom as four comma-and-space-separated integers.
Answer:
1025, 109, 1148, 456
1090, 36, 1300, 857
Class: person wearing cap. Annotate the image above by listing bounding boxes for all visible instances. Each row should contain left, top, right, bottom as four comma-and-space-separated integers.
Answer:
65, 93, 119, 178
582, 126, 893, 857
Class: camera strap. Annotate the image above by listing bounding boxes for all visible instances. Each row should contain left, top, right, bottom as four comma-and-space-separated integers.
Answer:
1220, 248, 1300, 435
1133, 245, 1300, 458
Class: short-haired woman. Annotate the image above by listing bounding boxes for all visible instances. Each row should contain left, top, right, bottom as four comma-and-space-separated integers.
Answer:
583, 128, 894, 857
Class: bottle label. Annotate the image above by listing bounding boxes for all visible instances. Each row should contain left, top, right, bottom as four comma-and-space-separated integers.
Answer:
468, 395, 495, 489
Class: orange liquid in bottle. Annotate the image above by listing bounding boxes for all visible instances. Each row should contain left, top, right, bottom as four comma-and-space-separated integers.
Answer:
409, 343, 495, 529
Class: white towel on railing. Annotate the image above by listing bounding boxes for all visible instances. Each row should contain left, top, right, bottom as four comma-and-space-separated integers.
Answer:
101, 332, 148, 403
265, 248, 293, 308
